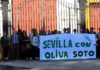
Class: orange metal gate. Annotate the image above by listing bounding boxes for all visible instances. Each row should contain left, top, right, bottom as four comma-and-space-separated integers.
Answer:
12, 0, 57, 35
12, 0, 80, 34
89, 3, 100, 32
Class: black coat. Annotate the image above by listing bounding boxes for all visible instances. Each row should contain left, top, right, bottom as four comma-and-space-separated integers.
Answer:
1, 35, 9, 47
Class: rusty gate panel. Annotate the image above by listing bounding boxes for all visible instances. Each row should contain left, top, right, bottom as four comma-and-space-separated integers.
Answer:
90, 3, 100, 32
12, 0, 57, 35
12, 0, 80, 34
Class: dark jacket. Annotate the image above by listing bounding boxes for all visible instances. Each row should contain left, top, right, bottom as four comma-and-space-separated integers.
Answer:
1, 35, 9, 47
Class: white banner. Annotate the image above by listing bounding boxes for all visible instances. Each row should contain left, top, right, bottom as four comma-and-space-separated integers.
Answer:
40, 34, 96, 60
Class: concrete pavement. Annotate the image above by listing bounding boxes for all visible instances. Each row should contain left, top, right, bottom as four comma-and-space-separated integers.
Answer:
0, 59, 100, 70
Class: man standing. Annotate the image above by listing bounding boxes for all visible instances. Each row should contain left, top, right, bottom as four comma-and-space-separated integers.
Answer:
12, 31, 19, 60
1, 32, 9, 60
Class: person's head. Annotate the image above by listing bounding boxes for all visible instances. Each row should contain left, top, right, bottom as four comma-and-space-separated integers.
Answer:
3, 32, 7, 36
39, 28, 46, 35
58, 31, 61, 34
13, 29, 17, 34
73, 29, 77, 33
90, 27, 94, 32
23, 31, 27, 36
99, 28, 100, 32
67, 28, 70, 33
48, 30, 51, 35
31, 28, 38, 36
18, 29, 22, 32
54, 30, 58, 34
63, 28, 67, 33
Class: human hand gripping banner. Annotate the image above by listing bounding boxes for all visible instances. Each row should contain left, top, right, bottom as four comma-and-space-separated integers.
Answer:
40, 34, 96, 60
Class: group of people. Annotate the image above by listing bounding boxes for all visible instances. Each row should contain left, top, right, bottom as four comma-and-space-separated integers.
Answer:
0, 27, 100, 60
0, 28, 40, 60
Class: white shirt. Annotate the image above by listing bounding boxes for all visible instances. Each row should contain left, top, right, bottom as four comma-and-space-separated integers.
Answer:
33, 36, 39, 47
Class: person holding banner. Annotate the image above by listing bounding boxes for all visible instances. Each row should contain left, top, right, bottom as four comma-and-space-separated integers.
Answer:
29, 29, 39, 59
33, 33, 40, 59
97, 28, 100, 40
96, 34, 100, 58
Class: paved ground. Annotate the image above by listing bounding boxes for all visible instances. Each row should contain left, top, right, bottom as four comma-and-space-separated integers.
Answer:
0, 59, 100, 70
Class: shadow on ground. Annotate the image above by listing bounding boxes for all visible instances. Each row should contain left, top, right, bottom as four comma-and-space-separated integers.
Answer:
0, 65, 31, 70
